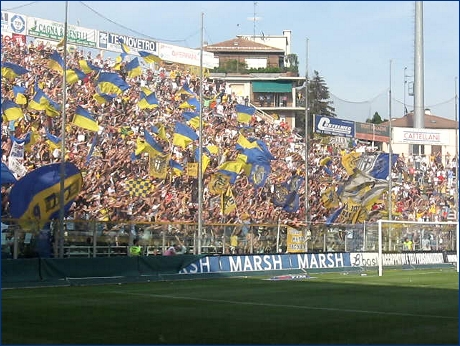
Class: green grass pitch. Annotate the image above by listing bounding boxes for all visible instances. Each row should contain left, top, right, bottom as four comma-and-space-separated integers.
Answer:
1, 268, 458, 344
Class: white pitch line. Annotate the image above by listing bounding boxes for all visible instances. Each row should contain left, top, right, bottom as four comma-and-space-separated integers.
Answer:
110, 290, 457, 320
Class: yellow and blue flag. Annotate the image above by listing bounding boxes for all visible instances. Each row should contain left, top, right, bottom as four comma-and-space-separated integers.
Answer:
78, 60, 101, 74
151, 124, 167, 141
209, 172, 230, 195
235, 104, 255, 124
206, 144, 219, 155
93, 89, 116, 105
45, 130, 61, 150
72, 106, 100, 132
217, 161, 244, 184
138, 50, 161, 64
149, 152, 170, 179
45, 98, 61, 117
221, 186, 237, 215
1, 162, 17, 184
96, 72, 130, 95
236, 133, 260, 150
2, 100, 23, 121
125, 178, 152, 197
272, 176, 303, 213
23, 129, 40, 152
118, 38, 130, 60
1, 62, 29, 81
169, 159, 184, 176
48, 50, 64, 72
66, 68, 86, 85
28, 84, 51, 111
341, 150, 361, 176
182, 111, 200, 129
172, 122, 199, 149
142, 129, 165, 155
179, 97, 201, 112
194, 148, 211, 174
8, 162, 83, 229
138, 91, 158, 109
12, 86, 27, 105
125, 58, 142, 78
176, 82, 196, 97
248, 162, 271, 189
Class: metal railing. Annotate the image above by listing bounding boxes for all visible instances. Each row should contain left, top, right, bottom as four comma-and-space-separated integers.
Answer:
1, 218, 457, 259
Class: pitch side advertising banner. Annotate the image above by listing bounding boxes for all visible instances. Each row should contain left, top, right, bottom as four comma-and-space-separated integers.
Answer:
98, 31, 158, 54
349, 252, 445, 267
1, 11, 27, 35
179, 253, 351, 274
392, 127, 450, 145
314, 115, 355, 138
27, 16, 97, 48
158, 42, 216, 68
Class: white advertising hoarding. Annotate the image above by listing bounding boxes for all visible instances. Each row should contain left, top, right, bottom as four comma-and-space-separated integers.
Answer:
393, 127, 450, 145
1, 11, 27, 35
158, 42, 217, 68
27, 16, 97, 48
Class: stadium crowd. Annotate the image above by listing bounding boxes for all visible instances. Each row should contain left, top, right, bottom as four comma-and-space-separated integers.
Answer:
1, 36, 458, 242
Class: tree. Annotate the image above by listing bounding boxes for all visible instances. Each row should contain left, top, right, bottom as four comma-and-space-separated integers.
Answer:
295, 70, 335, 136
285, 54, 299, 73
308, 70, 336, 117
366, 112, 384, 124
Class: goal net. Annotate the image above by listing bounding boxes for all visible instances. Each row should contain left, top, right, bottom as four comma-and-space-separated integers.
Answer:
377, 220, 459, 276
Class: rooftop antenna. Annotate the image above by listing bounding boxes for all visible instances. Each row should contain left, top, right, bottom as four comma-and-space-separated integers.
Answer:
247, 1, 261, 41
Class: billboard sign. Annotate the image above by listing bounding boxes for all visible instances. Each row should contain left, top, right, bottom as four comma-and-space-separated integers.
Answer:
314, 115, 355, 138
27, 16, 97, 48
158, 42, 216, 68
355, 122, 390, 142
98, 31, 157, 54
393, 127, 449, 145
1, 11, 27, 34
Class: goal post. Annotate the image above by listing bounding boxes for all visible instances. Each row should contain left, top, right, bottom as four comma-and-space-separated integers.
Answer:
377, 220, 459, 276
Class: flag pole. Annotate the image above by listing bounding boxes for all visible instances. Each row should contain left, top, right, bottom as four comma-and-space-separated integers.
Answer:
58, 0, 69, 259
304, 37, 309, 251
388, 59, 393, 223
454, 76, 459, 273
197, 12, 204, 254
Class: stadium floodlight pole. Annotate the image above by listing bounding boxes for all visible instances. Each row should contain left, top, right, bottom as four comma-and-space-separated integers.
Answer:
197, 12, 204, 255
455, 76, 459, 273
58, 1, 69, 259
388, 60, 393, 223
304, 37, 309, 251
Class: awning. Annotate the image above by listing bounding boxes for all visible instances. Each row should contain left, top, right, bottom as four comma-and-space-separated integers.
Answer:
252, 81, 292, 93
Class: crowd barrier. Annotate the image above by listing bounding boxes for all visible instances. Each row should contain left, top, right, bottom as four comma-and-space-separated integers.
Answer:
1, 219, 457, 259
1, 255, 204, 288
2, 251, 456, 289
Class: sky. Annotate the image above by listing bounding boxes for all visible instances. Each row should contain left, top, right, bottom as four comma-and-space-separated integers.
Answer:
1, 1, 459, 123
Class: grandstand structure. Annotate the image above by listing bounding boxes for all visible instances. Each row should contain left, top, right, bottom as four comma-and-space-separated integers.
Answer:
1, 7, 458, 268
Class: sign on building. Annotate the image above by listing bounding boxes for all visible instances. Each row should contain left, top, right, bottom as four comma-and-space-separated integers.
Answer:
392, 128, 450, 145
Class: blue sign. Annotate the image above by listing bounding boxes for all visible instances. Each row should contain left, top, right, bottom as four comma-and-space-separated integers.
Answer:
314, 115, 355, 138
10, 14, 25, 34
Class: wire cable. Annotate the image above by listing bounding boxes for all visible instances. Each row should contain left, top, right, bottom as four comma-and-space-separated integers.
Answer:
1, 1, 40, 11
79, 1, 191, 44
